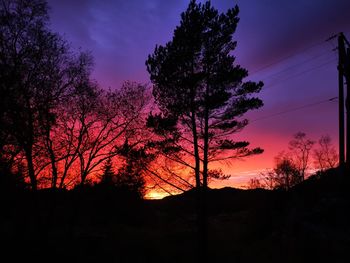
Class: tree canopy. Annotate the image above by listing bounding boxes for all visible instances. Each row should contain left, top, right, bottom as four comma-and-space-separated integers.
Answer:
146, 0, 264, 190
0, 0, 150, 192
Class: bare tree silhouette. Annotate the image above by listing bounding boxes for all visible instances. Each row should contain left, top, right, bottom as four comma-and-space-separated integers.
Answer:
0, 0, 94, 189
313, 135, 338, 172
289, 132, 315, 181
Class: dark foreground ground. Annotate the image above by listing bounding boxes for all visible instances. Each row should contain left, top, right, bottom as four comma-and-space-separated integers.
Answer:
1, 169, 350, 263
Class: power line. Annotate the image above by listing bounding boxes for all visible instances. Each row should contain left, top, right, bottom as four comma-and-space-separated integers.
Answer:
249, 40, 327, 75
264, 58, 337, 90
241, 35, 341, 129
259, 51, 334, 82
251, 97, 338, 123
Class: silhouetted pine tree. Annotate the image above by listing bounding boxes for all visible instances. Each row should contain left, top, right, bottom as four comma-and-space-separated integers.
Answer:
100, 158, 115, 186
146, 1, 264, 261
115, 141, 153, 198
146, 0, 263, 190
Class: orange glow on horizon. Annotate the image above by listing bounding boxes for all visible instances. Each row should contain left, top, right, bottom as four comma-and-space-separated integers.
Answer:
145, 191, 169, 199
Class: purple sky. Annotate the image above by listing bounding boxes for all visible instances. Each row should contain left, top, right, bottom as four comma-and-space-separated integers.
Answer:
47, 0, 350, 186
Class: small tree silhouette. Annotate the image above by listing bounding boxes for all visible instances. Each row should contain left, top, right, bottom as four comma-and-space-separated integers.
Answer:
100, 158, 115, 186
289, 132, 315, 181
247, 177, 263, 189
260, 153, 301, 190
313, 135, 338, 172
274, 155, 301, 190
114, 141, 155, 198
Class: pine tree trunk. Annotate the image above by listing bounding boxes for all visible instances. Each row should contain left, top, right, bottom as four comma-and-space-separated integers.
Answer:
190, 108, 206, 263
191, 110, 201, 189
199, 84, 210, 263
203, 82, 210, 188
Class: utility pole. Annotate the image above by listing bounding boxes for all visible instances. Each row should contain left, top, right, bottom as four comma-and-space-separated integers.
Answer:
337, 33, 346, 169
343, 37, 350, 171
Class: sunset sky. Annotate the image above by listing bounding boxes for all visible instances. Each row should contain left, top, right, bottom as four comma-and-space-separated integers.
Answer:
47, 0, 350, 189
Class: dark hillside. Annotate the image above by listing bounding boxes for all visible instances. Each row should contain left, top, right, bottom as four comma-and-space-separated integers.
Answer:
1, 168, 349, 262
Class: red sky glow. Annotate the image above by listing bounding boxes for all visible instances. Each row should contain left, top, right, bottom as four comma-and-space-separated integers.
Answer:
47, 0, 350, 197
